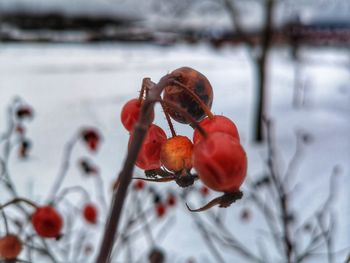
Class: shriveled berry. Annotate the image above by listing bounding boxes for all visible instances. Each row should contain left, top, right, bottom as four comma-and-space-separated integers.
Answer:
160, 136, 193, 172
155, 203, 166, 218
79, 158, 98, 176
153, 194, 161, 204
81, 128, 100, 152
121, 98, 155, 131
193, 132, 247, 192
193, 115, 240, 144
18, 139, 31, 158
16, 106, 33, 119
163, 67, 213, 124
129, 124, 167, 170
31, 206, 63, 238
166, 194, 176, 207
0, 234, 22, 259
83, 204, 98, 224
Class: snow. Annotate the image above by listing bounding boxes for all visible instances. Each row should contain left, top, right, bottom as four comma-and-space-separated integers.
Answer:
0, 43, 349, 262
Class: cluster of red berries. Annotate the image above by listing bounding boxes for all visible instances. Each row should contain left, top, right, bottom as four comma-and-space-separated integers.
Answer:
154, 192, 177, 219
120, 67, 247, 197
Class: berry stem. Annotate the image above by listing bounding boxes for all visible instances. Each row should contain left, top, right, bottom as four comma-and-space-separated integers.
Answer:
172, 80, 214, 119
46, 134, 79, 204
95, 75, 173, 263
0, 210, 9, 234
0, 197, 38, 210
160, 101, 177, 137
138, 78, 149, 104
54, 186, 90, 204
159, 99, 207, 138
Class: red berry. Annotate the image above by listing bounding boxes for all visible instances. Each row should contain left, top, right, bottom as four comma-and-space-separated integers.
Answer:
166, 194, 176, 207
155, 203, 166, 218
129, 124, 167, 170
192, 132, 247, 192
31, 206, 63, 238
121, 98, 155, 131
15, 125, 25, 135
83, 204, 98, 224
163, 67, 213, 124
200, 186, 209, 197
193, 115, 240, 144
0, 234, 22, 260
160, 135, 193, 172
81, 128, 100, 152
133, 179, 145, 190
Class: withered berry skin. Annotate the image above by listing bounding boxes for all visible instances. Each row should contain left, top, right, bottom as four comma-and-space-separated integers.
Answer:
193, 132, 247, 192
31, 206, 63, 238
193, 115, 240, 144
129, 124, 167, 170
160, 136, 193, 172
0, 234, 22, 260
163, 67, 213, 124
121, 98, 155, 132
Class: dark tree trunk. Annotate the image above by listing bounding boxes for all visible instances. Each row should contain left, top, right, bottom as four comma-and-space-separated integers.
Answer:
253, 0, 274, 143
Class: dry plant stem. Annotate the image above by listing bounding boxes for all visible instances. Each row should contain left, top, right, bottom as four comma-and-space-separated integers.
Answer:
0, 209, 9, 234
47, 134, 79, 203
138, 78, 148, 103
172, 80, 214, 119
133, 192, 155, 246
0, 197, 38, 210
160, 101, 177, 137
265, 118, 293, 263
95, 75, 172, 263
54, 186, 90, 204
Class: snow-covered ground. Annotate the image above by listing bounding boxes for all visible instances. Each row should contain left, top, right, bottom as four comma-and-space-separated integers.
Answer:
0, 43, 349, 262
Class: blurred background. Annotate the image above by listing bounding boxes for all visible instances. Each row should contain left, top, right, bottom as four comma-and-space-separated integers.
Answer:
0, 0, 349, 262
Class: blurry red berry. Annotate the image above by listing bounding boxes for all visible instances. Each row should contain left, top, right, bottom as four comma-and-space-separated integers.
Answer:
192, 132, 247, 192
83, 204, 98, 224
200, 186, 209, 197
148, 248, 165, 263
16, 106, 33, 119
31, 206, 63, 238
81, 128, 100, 152
160, 136, 193, 172
15, 125, 25, 135
155, 203, 166, 218
166, 194, 176, 207
129, 124, 167, 170
193, 115, 240, 144
121, 98, 155, 132
0, 234, 22, 260
133, 179, 145, 191
163, 67, 213, 124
